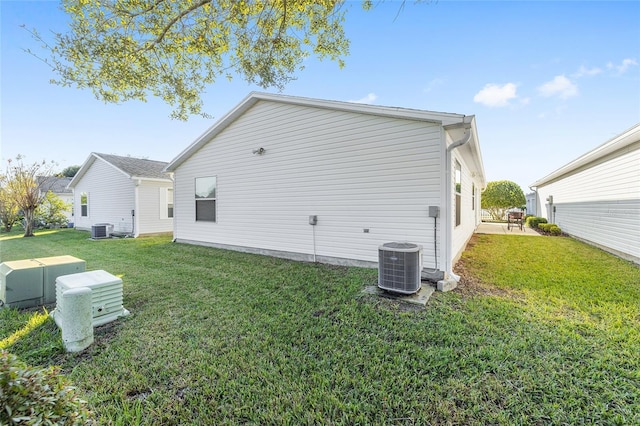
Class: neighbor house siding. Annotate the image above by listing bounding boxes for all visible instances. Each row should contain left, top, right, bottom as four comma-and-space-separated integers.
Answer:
535, 140, 640, 263
174, 100, 444, 267
136, 181, 174, 235
73, 160, 135, 233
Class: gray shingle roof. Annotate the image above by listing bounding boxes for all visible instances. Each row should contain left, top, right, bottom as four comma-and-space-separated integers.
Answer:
37, 176, 73, 193
95, 153, 170, 180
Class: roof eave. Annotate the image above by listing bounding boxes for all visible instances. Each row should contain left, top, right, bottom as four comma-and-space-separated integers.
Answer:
530, 122, 640, 188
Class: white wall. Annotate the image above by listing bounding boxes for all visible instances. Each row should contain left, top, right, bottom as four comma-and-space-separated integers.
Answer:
136, 181, 174, 235
535, 142, 640, 263
72, 159, 135, 233
451, 148, 484, 264
174, 100, 445, 268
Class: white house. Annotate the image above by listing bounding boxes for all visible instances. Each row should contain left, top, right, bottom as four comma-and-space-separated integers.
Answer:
38, 176, 74, 225
165, 93, 486, 281
68, 153, 174, 237
525, 192, 537, 217
530, 123, 640, 264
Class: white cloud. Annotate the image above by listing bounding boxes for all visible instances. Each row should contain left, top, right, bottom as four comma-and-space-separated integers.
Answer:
473, 83, 518, 107
573, 65, 602, 77
349, 93, 378, 104
615, 58, 638, 74
537, 75, 578, 99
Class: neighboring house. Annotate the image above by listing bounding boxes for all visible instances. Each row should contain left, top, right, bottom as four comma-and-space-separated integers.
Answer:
165, 92, 486, 281
530, 123, 640, 264
525, 192, 537, 217
37, 176, 74, 224
68, 153, 174, 237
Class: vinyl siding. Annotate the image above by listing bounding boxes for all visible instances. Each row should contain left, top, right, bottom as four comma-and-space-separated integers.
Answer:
451, 149, 483, 263
136, 181, 174, 235
72, 159, 135, 233
535, 142, 640, 263
174, 100, 444, 267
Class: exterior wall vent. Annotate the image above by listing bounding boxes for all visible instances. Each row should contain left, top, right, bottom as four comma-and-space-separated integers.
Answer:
53, 270, 129, 327
378, 242, 423, 294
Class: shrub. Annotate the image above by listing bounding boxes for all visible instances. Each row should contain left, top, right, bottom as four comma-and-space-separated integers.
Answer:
549, 225, 562, 236
536, 223, 562, 236
538, 223, 551, 232
526, 216, 548, 228
0, 350, 92, 425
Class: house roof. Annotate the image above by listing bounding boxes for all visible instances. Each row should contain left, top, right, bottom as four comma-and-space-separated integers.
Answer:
530, 122, 640, 188
37, 176, 73, 194
165, 92, 477, 172
68, 153, 171, 188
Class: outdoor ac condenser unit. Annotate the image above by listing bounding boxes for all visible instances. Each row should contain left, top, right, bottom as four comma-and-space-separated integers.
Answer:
91, 224, 112, 239
378, 242, 423, 294
53, 270, 129, 327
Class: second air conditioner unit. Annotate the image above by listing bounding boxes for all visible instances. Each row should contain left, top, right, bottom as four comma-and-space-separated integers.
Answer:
378, 242, 423, 294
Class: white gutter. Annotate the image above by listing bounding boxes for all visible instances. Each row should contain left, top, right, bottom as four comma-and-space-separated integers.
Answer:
444, 118, 473, 282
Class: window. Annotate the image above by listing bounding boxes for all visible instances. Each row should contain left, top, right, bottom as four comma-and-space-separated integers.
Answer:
454, 162, 461, 227
167, 188, 174, 218
472, 183, 476, 211
195, 177, 216, 222
80, 192, 88, 217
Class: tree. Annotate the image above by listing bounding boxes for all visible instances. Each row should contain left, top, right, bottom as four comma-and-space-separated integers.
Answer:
1, 156, 57, 237
29, 0, 372, 120
35, 191, 72, 228
481, 180, 526, 221
0, 187, 20, 232
59, 165, 81, 177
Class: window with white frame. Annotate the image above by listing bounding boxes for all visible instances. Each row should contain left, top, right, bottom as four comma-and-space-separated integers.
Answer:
167, 188, 174, 218
80, 192, 88, 217
195, 177, 216, 222
455, 162, 461, 227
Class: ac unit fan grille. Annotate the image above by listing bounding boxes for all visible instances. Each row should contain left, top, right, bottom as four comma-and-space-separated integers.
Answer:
378, 242, 423, 294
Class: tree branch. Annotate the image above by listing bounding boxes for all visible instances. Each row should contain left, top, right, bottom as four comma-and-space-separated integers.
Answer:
142, 0, 211, 50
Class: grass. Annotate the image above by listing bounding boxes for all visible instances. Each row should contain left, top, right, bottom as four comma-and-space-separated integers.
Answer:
1, 227, 639, 425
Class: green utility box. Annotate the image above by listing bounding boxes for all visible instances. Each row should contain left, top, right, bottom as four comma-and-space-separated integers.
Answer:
0, 256, 86, 309
38, 256, 86, 304
0, 260, 45, 309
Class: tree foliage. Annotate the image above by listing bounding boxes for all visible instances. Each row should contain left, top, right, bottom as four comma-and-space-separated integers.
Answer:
1, 156, 57, 237
35, 191, 72, 229
481, 180, 526, 221
59, 165, 81, 177
0, 188, 20, 233
30, 0, 371, 120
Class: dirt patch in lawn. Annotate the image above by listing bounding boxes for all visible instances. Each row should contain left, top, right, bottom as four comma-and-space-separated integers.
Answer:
454, 250, 525, 302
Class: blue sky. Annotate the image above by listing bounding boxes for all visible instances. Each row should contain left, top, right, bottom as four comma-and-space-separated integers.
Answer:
2, 1, 639, 193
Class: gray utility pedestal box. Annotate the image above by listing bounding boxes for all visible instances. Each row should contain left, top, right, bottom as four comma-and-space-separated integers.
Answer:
0, 256, 86, 309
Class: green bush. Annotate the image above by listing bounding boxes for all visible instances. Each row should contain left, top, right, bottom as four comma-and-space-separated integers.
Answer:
0, 350, 92, 425
549, 225, 562, 236
536, 223, 562, 236
538, 223, 551, 232
526, 216, 548, 228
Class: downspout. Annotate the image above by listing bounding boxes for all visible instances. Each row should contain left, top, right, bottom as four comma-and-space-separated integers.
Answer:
133, 180, 141, 238
444, 118, 473, 282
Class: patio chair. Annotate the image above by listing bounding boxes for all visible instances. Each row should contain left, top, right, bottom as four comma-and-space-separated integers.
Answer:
507, 211, 524, 231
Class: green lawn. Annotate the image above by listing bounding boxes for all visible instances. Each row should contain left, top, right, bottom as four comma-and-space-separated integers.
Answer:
1, 228, 639, 425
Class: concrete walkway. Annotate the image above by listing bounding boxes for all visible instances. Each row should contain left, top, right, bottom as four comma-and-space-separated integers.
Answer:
475, 222, 541, 236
